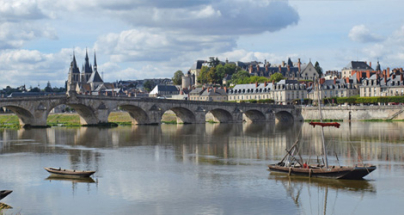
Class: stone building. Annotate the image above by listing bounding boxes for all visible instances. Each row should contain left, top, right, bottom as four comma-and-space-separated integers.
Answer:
189, 87, 227, 101
227, 82, 273, 102
360, 68, 404, 97
272, 80, 308, 105
308, 78, 358, 102
341, 61, 374, 78
67, 50, 105, 94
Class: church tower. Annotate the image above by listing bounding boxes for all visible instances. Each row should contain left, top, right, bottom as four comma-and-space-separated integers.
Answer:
67, 52, 81, 94
81, 48, 93, 83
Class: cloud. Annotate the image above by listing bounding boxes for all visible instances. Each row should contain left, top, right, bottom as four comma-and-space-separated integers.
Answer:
348, 25, 383, 43
0, 22, 57, 49
0, 0, 48, 22
95, 29, 235, 63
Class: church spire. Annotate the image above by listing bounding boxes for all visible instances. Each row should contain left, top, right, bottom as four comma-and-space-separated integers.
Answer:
93, 50, 97, 72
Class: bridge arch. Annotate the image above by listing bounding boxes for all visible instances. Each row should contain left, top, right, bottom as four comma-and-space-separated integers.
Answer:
208, 108, 233, 123
1, 105, 35, 127
119, 105, 150, 125
244, 109, 266, 123
66, 104, 101, 125
164, 107, 196, 124
275, 110, 294, 126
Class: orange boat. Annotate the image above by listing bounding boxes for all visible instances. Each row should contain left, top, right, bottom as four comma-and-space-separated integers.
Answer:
309, 121, 340, 128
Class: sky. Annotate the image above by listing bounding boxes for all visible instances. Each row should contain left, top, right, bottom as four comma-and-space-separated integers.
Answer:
1, 0, 404, 88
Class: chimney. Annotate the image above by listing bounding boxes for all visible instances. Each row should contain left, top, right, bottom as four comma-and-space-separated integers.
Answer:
387, 67, 390, 78
320, 78, 325, 85
265, 64, 268, 72
278, 65, 281, 73
282, 61, 285, 67
369, 62, 372, 68
249, 65, 253, 74
298, 58, 301, 73
392, 74, 396, 79
366, 70, 370, 78
264, 81, 267, 87
214, 87, 216, 93
255, 82, 258, 88
334, 77, 337, 85
287, 65, 290, 72
224, 86, 227, 92
401, 74, 403, 82
272, 80, 275, 85
346, 77, 350, 84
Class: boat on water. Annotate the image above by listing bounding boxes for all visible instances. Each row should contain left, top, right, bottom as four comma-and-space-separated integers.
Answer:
268, 79, 376, 180
309, 121, 340, 128
44, 167, 96, 178
0, 190, 12, 201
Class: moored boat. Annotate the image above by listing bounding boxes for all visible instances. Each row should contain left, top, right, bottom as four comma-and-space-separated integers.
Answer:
44, 167, 95, 178
268, 78, 376, 180
0, 190, 12, 201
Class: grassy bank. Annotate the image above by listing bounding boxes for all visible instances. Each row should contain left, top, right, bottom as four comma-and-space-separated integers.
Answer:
0, 111, 180, 128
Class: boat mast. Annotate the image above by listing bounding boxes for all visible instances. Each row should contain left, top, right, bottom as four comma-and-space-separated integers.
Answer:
317, 78, 329, 168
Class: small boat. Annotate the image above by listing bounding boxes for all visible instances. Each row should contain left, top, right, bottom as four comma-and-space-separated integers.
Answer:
0, 190, 12, 201
44, 167, 95, 178
309, 121, 340, 128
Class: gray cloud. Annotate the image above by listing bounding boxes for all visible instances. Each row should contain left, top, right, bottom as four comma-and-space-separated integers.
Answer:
0, 1, 48, 22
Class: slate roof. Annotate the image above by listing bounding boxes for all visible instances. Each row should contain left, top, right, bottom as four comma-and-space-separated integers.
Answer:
343, 61, 373, 70
69, 54, 80, 74
190, 60, 206, 70
229, 83, 273, 94
154, 85, 179, 92
201, 88, 227, 96
87, 71, 103, 83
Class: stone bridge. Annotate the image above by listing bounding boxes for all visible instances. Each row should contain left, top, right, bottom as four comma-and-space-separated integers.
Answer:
0, 93, 303, 128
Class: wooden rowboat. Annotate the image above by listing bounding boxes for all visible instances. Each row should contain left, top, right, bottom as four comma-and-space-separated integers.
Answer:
0, 190, 12, 201
44, 167, 95, 178
309, 121, 340, 128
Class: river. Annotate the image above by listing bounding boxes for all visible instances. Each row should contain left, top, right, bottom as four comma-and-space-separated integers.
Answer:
0, 122, 403, 215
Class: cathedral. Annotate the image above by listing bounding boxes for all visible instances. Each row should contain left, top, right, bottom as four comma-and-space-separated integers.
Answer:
67, 49, 106, 94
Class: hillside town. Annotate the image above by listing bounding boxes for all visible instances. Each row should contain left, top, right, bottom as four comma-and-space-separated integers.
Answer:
2, 51, 403, 106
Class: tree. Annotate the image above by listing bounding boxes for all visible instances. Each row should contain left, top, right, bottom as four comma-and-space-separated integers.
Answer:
269, 72, 284, 82
143, 80, 155, 92
44, 81, 53, 92
208, 57, 220, 67
172, 70, 184, 85
207, 67, 218, 84
231, 70, 250, 84
198, 66, 210, 84
314, 61, 323, 77
30, 87, 41, 92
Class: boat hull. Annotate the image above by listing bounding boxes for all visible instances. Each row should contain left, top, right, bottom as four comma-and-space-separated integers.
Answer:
44, 167, 95, 178
268, 164, 376, 180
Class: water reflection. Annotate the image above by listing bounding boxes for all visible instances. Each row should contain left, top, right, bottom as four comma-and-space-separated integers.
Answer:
270, 173, 376, 215
45, 176, 96, 184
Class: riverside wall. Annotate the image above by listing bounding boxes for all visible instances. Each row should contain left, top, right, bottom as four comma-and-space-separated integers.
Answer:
301, 105, 404, 121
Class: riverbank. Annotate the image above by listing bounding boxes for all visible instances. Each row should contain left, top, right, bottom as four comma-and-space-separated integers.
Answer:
0, 111, 178, 128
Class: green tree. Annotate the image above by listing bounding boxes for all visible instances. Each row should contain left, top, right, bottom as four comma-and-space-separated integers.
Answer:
231, 70, 250, 84
198, 66, 210, 84
208, 57, 220, 67
172, 70, 184, 85
224, 64, 237, 76
269, 72, 284, 82
143, 80, 155, 92
207, 67, 218, 84
314, 61, 323, 77
44, 81, 53, 92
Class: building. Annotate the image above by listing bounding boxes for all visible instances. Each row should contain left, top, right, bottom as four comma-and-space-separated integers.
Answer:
67, 50, 105, 95
149, 85, 180, 98
360, 68, 404, 97
308, 78, 359, 103
341, 61, 374, 78
227, 82, 273, 102
188, 87, 227, 101
272, 80, 308, 105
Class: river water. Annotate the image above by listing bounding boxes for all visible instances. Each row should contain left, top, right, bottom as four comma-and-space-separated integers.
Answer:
0, 122, 403, 215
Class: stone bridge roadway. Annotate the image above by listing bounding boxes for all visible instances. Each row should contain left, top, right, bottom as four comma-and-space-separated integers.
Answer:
0, 94, 303, 128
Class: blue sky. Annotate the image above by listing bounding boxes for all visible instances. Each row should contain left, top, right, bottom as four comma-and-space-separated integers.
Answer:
1, 0, 404, 88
